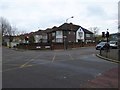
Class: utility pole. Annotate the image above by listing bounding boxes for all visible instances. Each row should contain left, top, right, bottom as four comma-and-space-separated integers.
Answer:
64, 16, 74, 50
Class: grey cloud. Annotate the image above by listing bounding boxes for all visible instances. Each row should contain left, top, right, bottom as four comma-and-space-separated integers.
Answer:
86, 5, 106, 18
0, 0, 118, 34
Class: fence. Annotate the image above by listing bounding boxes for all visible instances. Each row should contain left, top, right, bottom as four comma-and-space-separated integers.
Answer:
100, 49, 118, 61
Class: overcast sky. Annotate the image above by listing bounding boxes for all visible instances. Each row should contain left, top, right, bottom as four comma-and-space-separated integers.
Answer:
0, 0, 119, 34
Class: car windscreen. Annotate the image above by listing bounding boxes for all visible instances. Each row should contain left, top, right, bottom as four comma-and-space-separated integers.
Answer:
98, 42, 106, 45
109, 41, 117, 44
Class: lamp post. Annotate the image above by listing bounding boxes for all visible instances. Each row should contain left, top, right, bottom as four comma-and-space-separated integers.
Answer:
66, 16, 74, 23
64, 16, 74, 50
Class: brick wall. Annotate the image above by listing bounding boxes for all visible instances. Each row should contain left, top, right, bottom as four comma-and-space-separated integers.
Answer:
16, 43, 51, 50
52, 42, 96, 50
16, 42, 96, 50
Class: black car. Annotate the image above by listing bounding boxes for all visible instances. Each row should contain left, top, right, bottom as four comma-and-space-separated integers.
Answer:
96, 42, 107, 50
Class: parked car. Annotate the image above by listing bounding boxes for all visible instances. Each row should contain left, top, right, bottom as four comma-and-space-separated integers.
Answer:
109, 41, 118, 49
96, 42, 107, 50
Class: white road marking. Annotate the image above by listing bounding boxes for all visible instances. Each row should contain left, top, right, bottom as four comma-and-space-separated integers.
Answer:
2, 67, 20, 72
20, 59, 35, 68
52, 54, 56, 62
68, 54, 74, 60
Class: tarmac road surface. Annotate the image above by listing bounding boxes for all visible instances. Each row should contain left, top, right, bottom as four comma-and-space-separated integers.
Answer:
2, 47, 118, 88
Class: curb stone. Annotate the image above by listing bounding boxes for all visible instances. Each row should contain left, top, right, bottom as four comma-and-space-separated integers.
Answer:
96, 54, 119, 63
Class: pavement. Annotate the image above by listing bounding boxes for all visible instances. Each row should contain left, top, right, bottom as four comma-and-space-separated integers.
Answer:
85, 50, 119, 88
82, 67, 118, 88
89, 49, 119, 88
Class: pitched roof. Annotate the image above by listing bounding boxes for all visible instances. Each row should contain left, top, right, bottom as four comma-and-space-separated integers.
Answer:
59, 23, 80, 31
34, 28, 54, 35
80, 26, 93, 34
58, 23, 93, 34
33, 23, 93, 34
34, 30, 45, 35
45, 28, 54, 33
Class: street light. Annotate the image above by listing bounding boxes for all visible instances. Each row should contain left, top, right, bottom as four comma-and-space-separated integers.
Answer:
66, 16, 74, 23
64, 16, 74, 50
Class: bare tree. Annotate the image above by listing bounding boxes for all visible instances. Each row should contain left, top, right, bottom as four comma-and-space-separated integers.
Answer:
11, 26, 18, 36
89, 27, 99, 36
0, 17, 12, 36
0, 17, 16, 47
20, 30, 27, 35
89, 27, 99, 42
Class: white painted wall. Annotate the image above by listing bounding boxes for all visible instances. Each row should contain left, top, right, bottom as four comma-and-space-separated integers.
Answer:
6, 42, 19, 47
76, 27, 84, 42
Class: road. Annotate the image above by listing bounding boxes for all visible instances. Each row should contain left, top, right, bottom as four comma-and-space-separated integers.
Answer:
2, 47, 118, 88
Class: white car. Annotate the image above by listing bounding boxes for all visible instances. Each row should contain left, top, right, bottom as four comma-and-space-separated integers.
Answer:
109, 41, 118, 49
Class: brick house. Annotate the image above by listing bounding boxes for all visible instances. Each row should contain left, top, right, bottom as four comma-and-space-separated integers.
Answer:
47, 23, 94, 44
16, 23, 94, 50
34, 29, 48, 43
42, 23, 93, 49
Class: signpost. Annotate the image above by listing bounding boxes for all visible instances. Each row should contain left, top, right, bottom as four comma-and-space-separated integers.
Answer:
100, 30, 110, 56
